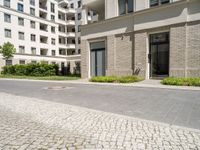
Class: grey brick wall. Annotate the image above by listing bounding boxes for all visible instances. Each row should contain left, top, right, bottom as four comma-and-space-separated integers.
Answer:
106, 35, 115, 76
81, 40, 89, 78
106, 34, 133, 76
187, 21, 200, 77
134, 31, 147, 77
170, 23, 187, 77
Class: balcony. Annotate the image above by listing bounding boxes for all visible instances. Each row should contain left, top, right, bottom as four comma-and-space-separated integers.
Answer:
66, 32, 75, 37
66, 20, 75, 26
82, 0, 105, 23
39, 10, 47, 19
66, 44, 75, 49
58, 0, 68, 5
39, 0, 47, 10
40, 36, 48, 44
40, 23, 48, 32
40, 49, 48, 56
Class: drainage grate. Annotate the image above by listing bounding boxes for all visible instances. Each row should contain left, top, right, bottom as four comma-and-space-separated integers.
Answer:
43, 86, 73, 90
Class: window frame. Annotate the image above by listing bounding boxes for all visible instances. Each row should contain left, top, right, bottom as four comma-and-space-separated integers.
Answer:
17, 3, 24, 12
118, 0, 133, 16
5, 29, 11, 38
4, 13, 11, 23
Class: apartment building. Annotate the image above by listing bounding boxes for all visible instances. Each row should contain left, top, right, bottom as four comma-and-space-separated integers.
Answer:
0, 0, 81, 74
81, 0, 200, 79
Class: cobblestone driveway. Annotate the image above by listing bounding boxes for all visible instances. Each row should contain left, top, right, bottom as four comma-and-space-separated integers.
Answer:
0, 92, 200, 150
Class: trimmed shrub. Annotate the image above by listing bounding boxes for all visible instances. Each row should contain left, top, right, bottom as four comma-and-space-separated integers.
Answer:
1, 63, 59, 77
161, 77, 200, 87
90, 76, 143, 83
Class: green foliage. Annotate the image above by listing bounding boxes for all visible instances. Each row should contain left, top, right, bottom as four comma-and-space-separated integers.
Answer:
0, 42, 16, 60
161, 77, 200, 87
1, 63, 59, 77
90, 76, 143, 83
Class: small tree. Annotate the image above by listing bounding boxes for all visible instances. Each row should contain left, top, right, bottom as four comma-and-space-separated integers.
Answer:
0, 42, 16, 60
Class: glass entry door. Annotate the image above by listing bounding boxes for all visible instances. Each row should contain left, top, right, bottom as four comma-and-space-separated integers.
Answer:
149, 32, 169, 78
90, 42, 106, 77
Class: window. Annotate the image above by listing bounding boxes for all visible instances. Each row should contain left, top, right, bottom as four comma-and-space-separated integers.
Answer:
51, 38, 55, 45
6, 60, 12, 66
118, 0, 133, 15
4, 0, 10, 8
78, 37, 81, 44
150, 0, 170, 7
30, 8, 35, 16
17, 3, 24, 12
78, 25, 81, 32
59, 49, 66, 55
78, 13, 81, 20
31, 60, 37, 64
4, 13, 11, 23
19, 60, 25, 64
18, 17, 24, 26
128, 0, 133, 13
18, 32, 24, 40
78, 49, 81, 54
51, 15, 55, 21
51, 50, 56, 56
78, 1, 81, 8
19, 46, 25, 54
5, 29, 11, 38
51, 3, 55, 13
70, 3, 74, 8
51, 26, 55, 33
31, 47, 36, 55
30, 0, 35, 6
30, 21, 36, 28
31, 34, 36, 41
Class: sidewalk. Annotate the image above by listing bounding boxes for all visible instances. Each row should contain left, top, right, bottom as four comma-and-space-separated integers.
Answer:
1, 77, 200, 91
0, 92, 200, 149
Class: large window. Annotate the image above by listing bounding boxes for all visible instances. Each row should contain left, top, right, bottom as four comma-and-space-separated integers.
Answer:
118, 0, 133, 15
30, 21, 36, 28
51, 3, 55, 13
5, 29, 11, 38
17, 3, 24, 12
31, 34, 36, 41
4, 0, 10, 7
150, 0, 170, 7
4, 13, 11, 23
30, 8, 35, 16
31, 47, 36, 55
30, 0, 35, 6
19, 46, 25, 54
18, 32, 25, 40
18, 17, 24, 26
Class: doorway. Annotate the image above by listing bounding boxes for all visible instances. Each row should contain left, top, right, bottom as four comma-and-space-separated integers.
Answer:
90, 41, 106, 77
149, 32, 169, 78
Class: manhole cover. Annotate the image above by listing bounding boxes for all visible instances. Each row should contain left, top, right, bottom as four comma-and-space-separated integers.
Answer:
43, 86, 73, 90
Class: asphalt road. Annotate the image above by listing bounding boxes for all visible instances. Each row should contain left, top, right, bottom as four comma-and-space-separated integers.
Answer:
0, 79, 200, 130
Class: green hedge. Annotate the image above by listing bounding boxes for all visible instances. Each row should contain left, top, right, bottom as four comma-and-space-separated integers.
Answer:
161, 77, 200, 87
1, 63, 59, 76
90, 76, 143, 83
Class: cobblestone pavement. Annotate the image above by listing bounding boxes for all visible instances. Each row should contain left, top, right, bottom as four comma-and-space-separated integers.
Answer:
0, 92, 200, 150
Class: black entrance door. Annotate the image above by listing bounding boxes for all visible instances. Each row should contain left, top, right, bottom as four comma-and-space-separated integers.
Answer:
149, 32, 169, 78
90, 42, 106, 77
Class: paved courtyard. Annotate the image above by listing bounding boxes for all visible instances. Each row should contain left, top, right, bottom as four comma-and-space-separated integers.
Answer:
0, 79, 200, 130
0, 92, 200, 150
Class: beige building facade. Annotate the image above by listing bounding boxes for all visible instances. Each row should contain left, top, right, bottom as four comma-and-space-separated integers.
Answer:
81, 0, 200, 79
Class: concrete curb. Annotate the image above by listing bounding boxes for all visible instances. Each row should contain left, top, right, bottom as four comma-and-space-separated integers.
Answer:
1, 78, 200, 91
